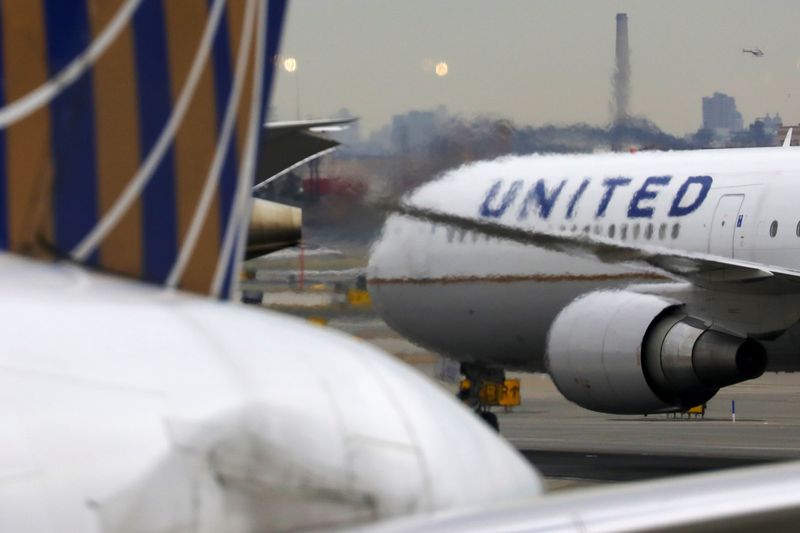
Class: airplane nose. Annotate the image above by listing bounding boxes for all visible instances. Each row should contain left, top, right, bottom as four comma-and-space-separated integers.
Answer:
226, 310, 545, 526
205, 344, 545, 528
367, 214, 409, 283
96, 307, 543, 532
244, 317, 545, 523
93, 309, 543, 531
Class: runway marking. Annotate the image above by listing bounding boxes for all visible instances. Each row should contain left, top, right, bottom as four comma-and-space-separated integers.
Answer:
369, 272, 668, 285
513, 438, 800, 453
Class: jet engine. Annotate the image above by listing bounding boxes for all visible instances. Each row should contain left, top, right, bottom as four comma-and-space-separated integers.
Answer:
546, 291, 766, 414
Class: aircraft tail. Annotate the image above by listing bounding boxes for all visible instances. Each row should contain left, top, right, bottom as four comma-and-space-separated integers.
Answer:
0, 0, 287, 299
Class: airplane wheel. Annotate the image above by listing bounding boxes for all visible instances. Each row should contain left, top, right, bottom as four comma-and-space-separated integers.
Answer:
479, 411, 500, 432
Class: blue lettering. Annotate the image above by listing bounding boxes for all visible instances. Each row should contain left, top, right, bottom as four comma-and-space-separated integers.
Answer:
595, 177, 632, 218
566, 178, 591, 219
518, 179, 566, 220
479, 179, 523, 218
628, 176, 671, 218
669, 175, 713, 217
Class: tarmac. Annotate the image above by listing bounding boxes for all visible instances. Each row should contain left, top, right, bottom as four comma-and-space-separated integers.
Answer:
323, 310, 800, 490
254, 284, 800, 492
496, 372, 800, 489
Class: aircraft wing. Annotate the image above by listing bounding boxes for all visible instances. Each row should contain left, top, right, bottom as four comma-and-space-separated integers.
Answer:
366, 459, 800, 532
255, 117, 357, 187
388, 202, 800, 293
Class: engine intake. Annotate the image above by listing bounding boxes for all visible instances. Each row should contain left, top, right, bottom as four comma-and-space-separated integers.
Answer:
546, 291, 766, 414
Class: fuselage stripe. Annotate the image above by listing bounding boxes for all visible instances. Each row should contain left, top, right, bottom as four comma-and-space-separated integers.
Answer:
43, 0, 100, 262
90, 0, 143, 278
2, 0, 52, 254
262, 0, 288, 124
0, 5, 8, 249
163, 1, 220, 292
209, 1, 239, 242
369, 272, 668, 285
132, 0, 177, 283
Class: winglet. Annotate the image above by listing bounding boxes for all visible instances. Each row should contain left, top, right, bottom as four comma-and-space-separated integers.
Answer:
783, 128, 794, 148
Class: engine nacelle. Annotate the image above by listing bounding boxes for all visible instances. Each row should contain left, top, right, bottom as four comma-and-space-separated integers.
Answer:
546, 291, 766, 414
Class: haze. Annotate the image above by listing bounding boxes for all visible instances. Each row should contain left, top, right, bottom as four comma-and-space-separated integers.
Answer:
272, 1, 800, 136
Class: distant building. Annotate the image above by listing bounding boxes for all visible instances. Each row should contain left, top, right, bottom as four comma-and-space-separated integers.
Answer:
391, 111, 436, 152
702, 92, 743, 135
390, 106, 449, 153
777, 125, 800, 147
753, 113, 782, 137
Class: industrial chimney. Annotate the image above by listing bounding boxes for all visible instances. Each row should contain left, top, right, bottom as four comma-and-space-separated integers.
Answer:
611, 13, 631, 151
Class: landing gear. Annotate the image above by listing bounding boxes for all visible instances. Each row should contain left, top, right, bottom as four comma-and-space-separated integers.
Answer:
459, 363, 505, 432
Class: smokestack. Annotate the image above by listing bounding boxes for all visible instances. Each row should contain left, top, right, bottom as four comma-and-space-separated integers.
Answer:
612, 13, 630, 126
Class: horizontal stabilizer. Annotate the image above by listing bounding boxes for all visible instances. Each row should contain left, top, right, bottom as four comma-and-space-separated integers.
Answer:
255, 117, 357, 188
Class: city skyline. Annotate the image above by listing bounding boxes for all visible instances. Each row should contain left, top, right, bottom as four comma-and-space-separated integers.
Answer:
271, 1, 800, 137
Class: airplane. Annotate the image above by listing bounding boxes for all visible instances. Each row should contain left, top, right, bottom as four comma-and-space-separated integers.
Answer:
246, 117, 358, 259
368, 130, 800, 421
4, 1, 800, 531
0, 0, 545, 530
743, 48, 764, 57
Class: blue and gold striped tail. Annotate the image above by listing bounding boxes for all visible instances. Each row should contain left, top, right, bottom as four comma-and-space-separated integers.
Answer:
0, 0, 287, 298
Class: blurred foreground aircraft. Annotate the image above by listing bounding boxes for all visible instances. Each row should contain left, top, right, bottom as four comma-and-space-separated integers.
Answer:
8, 2, 800, 531
0, 1, 544, 531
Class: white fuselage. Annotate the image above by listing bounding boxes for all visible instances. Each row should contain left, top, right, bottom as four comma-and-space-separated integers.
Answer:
368, 147, 800, 371
0, 253, 541, 532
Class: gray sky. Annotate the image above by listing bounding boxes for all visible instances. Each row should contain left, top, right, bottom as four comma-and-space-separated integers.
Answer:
271, 1, 800, 136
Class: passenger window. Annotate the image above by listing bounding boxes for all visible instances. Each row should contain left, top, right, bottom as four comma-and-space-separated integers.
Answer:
659, 223, 667, 240
671, 223, 680, 239
644, 223, 653, 240
582, 225, 591, 233
796, 221, 800, 237
770, 220, 778, 238
608, 224, 616, 238
620, 224, 628, 240
594, 225, 602, 235
632, 223, 641, 240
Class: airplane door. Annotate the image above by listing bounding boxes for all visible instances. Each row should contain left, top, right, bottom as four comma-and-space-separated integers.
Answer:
708, 194, 744, 257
